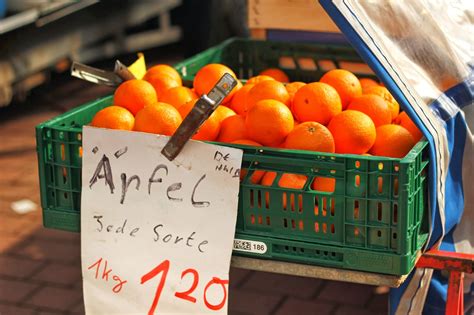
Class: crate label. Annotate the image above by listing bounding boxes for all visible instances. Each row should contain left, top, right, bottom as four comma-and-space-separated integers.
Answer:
80, 127, 243, 315
233, 239, 267, 254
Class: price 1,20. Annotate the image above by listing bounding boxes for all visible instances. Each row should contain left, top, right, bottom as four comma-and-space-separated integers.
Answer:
141, 260, 229, 314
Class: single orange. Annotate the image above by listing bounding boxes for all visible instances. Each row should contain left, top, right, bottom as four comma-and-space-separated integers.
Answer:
246, 80, 290, 110
193, 63, 239, 103
144, 64, 182, 86
214, 105, 236, 123
261, 172, 307, 210
218, 115, 247, 143
359, 77, 379, 93
134, 102, 182, 136
245, 99, 294, 147
145, 73, 181, 99
328, 110, 376, 154
284, 122, 335, 153
179, 99, 221, 141
393, 112, 423, 142
231, 139, 265, 184
311, 177, 336, 193
90, 106, 135, 130
370, 124, 415, 158
364, 86, 400, 120
259, 68, 289, 83
285, 82, 306, 109
114, 79, 157, 115
347, 94, 392, 127
292, 82, 342, 125
320, 69, 362, 109
246, 75, 275, 85
231, 139, 262, 146
159, 86, 197, 108
229, 83, 254, 115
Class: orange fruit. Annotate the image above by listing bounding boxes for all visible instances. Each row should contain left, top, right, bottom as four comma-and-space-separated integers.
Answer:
229, 83, 254, 115
114, 79, 157, 115
231, 139, 262, 146
347, 94, 392, 127
370, 124, 415, 158
284, 122, 335, 153
359, 77, 379, 93
179, 99, 221, 141
245, 99, 294, 146
328, 110, 376, 154
246, 80, 290, 109
292, 82, 342, 125
134, 102, 182, 136
394, 112, 423, 142
144, 64, 182, 86
159, 86, 197, 108
285, 82, 306, 109
218, 115, 247, 142
246, 75, 274, 85
261, 172, 307, 210
259, 68, 289, 83
214, 105, 236, 123
91, 106, 135, 130
364, 86, 399, 120
193, 63, 239, 103
311, 177, 336, 193
320, 69, 362, 109
231, 139, 265, 184
145, 73, 181, 99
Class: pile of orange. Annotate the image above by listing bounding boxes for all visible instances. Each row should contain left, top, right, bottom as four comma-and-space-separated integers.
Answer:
91, 63, 422, 190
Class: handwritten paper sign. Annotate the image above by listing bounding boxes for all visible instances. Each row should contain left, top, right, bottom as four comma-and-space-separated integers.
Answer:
80, 126, 243, 314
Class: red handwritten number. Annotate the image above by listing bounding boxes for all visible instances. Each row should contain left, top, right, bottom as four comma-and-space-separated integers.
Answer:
140, 260, 170, 315
203, 277, 229, 311
87, 258, 102, 279
174, 268, 199, 303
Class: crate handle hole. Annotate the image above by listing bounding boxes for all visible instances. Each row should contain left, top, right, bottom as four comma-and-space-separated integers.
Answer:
285, 245, 289, 251
393, 232, 397, 239
60, 144, 66, 161
331, 252, 336, 257
354, 200, 359, 219
300, 248, 305, 253
393, 204, 398, 224
378, 177, 383, 193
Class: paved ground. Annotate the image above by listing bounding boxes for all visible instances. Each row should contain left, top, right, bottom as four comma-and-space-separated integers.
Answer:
0, 51, 388, 315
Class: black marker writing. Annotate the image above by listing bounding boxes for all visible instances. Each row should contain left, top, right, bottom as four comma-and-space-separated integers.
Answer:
89, 154, 115, 193
120, 174, 141, 204
191, 174, 210, 208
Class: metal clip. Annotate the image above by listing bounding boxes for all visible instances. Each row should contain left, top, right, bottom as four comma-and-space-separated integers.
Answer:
161, 73, 238, 161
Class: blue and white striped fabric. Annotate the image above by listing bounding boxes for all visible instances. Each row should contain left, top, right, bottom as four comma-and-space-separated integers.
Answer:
319, 1, 473, 313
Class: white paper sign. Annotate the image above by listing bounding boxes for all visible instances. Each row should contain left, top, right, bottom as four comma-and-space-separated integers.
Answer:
80, 127, 243, 315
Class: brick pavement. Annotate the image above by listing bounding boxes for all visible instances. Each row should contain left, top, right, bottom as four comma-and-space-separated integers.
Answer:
0, 60, 388, 315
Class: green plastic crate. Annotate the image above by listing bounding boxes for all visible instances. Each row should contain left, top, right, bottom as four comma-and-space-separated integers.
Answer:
36, 38, 429, 275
